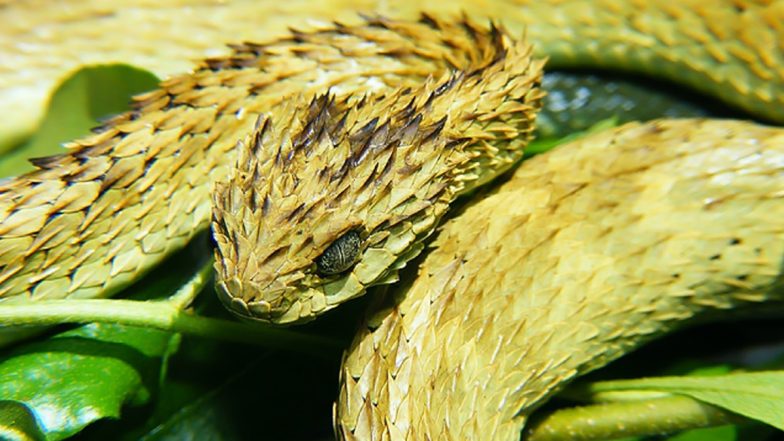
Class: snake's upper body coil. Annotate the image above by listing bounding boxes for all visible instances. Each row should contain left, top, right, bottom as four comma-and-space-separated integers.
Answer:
0, 17, 545, 313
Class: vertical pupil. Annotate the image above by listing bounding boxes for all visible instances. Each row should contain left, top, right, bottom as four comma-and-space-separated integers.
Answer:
316, 230, 362, 275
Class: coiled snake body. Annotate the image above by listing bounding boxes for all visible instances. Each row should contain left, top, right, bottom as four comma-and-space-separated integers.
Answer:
1, 1, 784, 440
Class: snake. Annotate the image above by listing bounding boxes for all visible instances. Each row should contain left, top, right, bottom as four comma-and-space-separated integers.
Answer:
1, 1, 784, 440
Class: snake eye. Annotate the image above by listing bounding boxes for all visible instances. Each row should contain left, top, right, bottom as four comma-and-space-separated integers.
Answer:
315, 230, 362, 276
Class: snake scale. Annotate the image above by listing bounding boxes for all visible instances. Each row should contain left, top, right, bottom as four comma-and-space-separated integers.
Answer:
1, 1, 784, 440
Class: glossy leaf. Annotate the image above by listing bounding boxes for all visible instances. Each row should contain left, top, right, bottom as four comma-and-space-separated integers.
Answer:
0, 324, 179, 440
586, 371, 784, 431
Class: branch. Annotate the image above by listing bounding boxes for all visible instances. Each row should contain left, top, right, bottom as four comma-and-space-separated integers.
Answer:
0, 299, 343, 356
524, 395, 748, 441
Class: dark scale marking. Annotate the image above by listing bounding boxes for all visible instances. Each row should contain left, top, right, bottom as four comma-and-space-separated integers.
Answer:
398, 114, 423, 144
362, 162, 381, 189
328, 113, 348, 145
251, 163, 263, 186
491, 45, 508, 65
91, 125, 111, 134
378, 47, 411, 59
143, 157, 157, 174
333, 156, 352, 182
29, 155, 65, 170
287, 202, 306, 222
262, 195, 271, 216
232, 56, 260, 69
274, 142, 283, 167
352, 120, 391, 166
298, 204, 317, 222
423, 91, 437, 109
294, 95, 334, 152
249, 123, 264, 157
378, 148, 396, 180
349, 117, 380, 163
355, 117, 379, 141
460, 18, 482, 43
433, 75, 458, 98
445, 138, 468, 149
98, 160, 127, 192
362, 14, 390, 30
419, 13, 441, 30
421, 116, 448, 145
332, 21, 351, 35
318, 166, 330, 181
285, 28, 307, 43
248, 187, 259, 213
230, 230, 242, 261
356, 95, 370, 110
332, 183, 351, 202
316, 230, 362, 276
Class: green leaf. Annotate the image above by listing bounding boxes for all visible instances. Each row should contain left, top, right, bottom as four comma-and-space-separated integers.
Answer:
586, 371, 784, 431
0, 324, 179, 441
0, 64, 158, 178
610, 427, 740, 441
0, 237, 211, 441
668, 425, 737, 441
0, 400, 47, 441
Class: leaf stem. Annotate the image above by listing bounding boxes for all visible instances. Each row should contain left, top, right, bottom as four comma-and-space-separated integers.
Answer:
0, 300, 343, 356
523, 395, 748, 441
166, 258, 214, 310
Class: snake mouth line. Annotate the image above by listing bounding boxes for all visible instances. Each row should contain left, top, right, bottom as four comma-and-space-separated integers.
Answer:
216, 282, 279, 322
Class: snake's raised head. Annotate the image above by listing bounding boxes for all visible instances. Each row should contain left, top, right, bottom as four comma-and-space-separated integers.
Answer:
212, 26, 544, 324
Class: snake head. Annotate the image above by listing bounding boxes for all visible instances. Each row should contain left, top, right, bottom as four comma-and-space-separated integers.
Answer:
211, 89, 469, 324
211, 23, 543, 324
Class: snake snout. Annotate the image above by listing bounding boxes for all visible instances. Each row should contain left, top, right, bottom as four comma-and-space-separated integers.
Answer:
215, 280, 295, 324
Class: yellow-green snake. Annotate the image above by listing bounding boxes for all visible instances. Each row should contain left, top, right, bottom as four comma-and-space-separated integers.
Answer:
1, 1, 784, 439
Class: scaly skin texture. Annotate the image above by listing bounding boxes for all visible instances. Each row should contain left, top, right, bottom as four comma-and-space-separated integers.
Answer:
2, 2, 783, 312
0, 17, 545, 305
0, 2, 782, 439
212, 28, 543, 323
2, 0, 783, 150
336, 119, 784, 440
